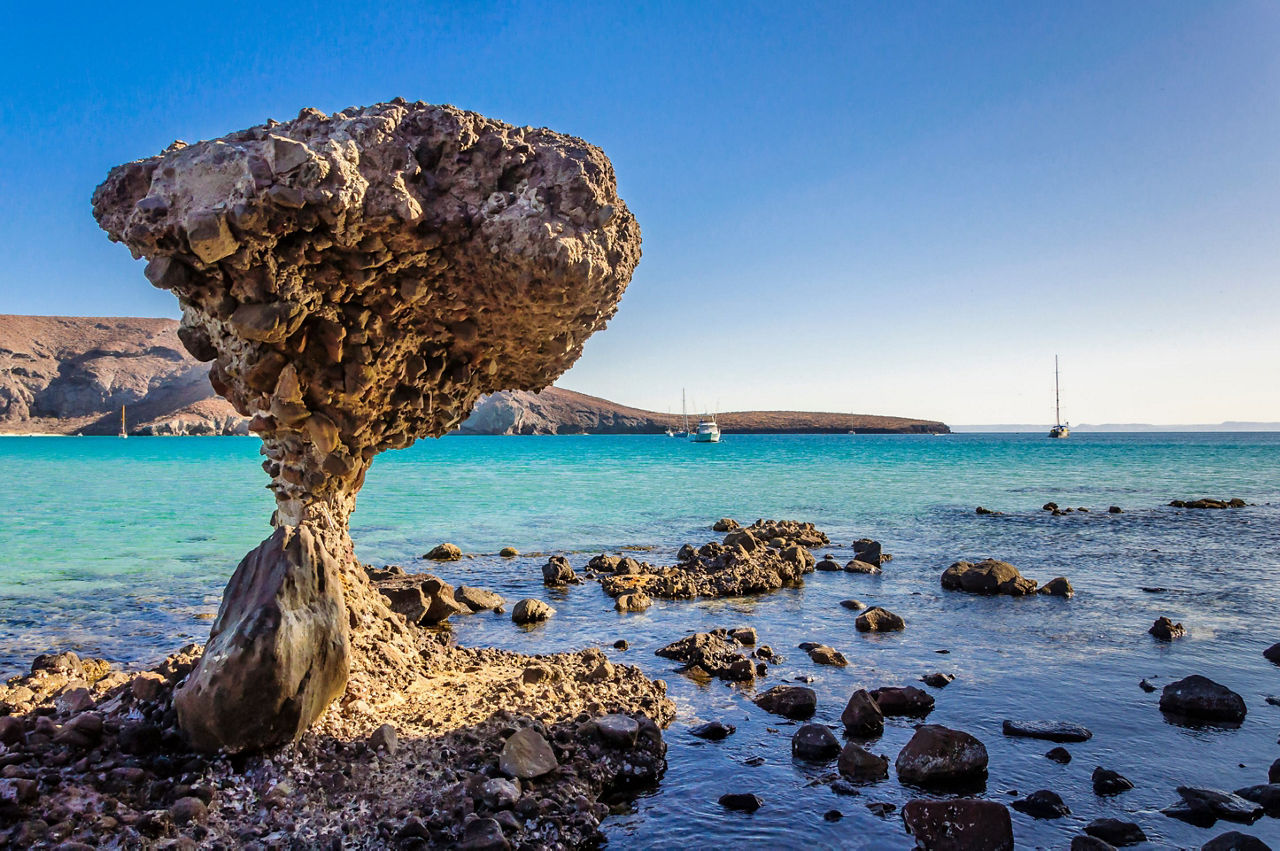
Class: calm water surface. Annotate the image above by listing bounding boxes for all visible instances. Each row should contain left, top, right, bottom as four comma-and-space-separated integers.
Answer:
2, 433, 1279, 848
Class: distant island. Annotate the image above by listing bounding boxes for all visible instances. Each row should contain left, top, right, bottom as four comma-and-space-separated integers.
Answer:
0, 315, 950, 436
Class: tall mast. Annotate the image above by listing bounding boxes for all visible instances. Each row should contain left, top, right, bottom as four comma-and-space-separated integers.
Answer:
682, 388, 688, 433
1054, 355, 1061, 427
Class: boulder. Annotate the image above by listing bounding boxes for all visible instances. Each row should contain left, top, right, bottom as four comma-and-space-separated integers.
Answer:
780, 544, 815, 571
1160, 675, 1247, 723
1165, 787, 1263, 826
806, 645, 848, 666
454, 586, 504, 612
901, 798, 1013, 851
498, 728, 558, 779
690, 721, 735, 741
895, 724, 988, 788
921, 672, 955, 688
718, 793, 762, 812
791, 723, 841, 761
712, 518, 740, 532
941, 559, 1037, 595
1093, 767, 1134, 796
753, 685, 817, 720
375, 573, 466, 625
1233, 784, 1280, 818
498, 547, 519, 558
1071, 837, 1117, 851
657, 632, 753, 682
841, 689, 884, 737
839, 599, 867, 610
541, 555, 577, 586
1084, 818, 1146, 846
1150, 616, 1186, 640
1046, 747, 1072, 764
369, 723, 398, 754
837, 742, 889, 781
175, 526, 349, 752
1012, 789, 1070, 819
870, 685, 934, 717
856, 606, 905, 632
1039, 577, 1074, 597
815, 556, 842, 572
1201, 831, 1272, 851
595, 714, 640, 748
1271, 758, 1280, 784
614, 592, 652, 612
729, 627, 757, 645
843, 559, 881, 574
511, 599, 555, 625
424, 543, 462, 561
852, 539, 884, 564
1263, 642, 1280, 665
1002, 719, 1092, 743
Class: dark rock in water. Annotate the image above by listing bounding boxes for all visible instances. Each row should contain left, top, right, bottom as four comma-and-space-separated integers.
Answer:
613, 639, 629, 650
712, 517, 740, 532
1046, 747, 1072, 764
754, 685, 816, 720
815, 556, 842, 572
1140, 679, 1157, 693
718, 793, 762, 812
791, 723, 841, 761
1165, 787, 1264, 826
1039, 576, 1074, 597
656, 632, 753, 682
1085, 817, 1147, 846
499, 546, 519, 558
837, 742, 889, 781
1201, 831, 1273, 851
423, 542, 462, 561
1150, 616, 1187, 640
511, 598, 555, 625
614, 592, 652, 612
499, 728, 558, 779
541, 555, 578, 586
843, 559, 881, 574
1142, 586, 1167, 593
175, 526, 350, 752
841, 689, 884, 737
690, 721, 735, 741
853, 538, 884, 565
729, 627, 757, 645
1002, 719, 1092, 742
1092, 767, 1134, 795
839, 599, 867, 611
901, 798, 1013, 851
1071, 836, 1118, 851
870, 686, 934, 717
921, 672, 955, 688
1233, 784, 1280, 817
941, 559, 1037, 596
1109, 505, 1123, 513
806, 645, 848, 666
1012, 789, 1070, 819
867, 801, 896, 817
895, 724, 988, 788
1160, 675, 1247, 723
822, 809, 843, 822
975, 506, 1001, 515
1264, 642, 1280, 665
856, 606, 905, 632
454, 585, 504, 612
1271, 759, 1280, 783
1043, 502, 1059, 511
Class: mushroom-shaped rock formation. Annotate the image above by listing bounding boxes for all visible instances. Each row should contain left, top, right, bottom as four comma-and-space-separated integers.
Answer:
93, 101, 641, 751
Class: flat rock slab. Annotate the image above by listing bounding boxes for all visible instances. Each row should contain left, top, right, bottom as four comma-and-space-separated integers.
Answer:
499, 728, 558, 779
1002, 719, 1093, 742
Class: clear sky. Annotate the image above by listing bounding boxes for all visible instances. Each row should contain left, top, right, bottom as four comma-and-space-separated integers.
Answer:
2, 1, 1277, 425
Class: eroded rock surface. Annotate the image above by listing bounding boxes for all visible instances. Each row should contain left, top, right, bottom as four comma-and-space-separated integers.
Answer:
93, 100, 642, 751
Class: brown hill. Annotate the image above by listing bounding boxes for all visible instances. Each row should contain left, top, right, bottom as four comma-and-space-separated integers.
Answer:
458, 387, 948, 435
0, 315, 246, 435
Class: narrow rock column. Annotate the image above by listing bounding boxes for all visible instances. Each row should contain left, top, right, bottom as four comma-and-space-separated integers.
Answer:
94, 101, 641, 751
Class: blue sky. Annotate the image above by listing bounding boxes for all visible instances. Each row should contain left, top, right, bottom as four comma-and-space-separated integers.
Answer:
2, 1, 1277, 424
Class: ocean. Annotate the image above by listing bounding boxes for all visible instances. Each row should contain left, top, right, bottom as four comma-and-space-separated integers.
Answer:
2, 432, 1279, 847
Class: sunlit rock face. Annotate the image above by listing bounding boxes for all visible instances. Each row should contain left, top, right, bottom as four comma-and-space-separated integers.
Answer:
93, 100, 641, 750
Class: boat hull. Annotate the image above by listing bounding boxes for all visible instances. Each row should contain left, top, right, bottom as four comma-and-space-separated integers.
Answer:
1049, 426, 1070, 439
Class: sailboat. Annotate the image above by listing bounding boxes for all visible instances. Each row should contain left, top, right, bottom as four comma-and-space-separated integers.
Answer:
119, 405, 128, 439
1049, 356, 1069, 439
669, 389, 690, 437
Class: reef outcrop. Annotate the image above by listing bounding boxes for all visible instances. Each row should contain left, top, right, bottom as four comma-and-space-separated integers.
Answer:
93, 100, 641, 750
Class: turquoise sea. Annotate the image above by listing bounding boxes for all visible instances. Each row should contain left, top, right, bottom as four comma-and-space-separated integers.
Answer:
2, 432, 1279, 847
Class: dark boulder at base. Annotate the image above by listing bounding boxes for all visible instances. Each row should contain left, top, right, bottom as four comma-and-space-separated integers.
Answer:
712, 518, 740, 532
1150, 616, 1186, 640
806, 644, 848, 666
510, 599, 555, 625
1084, 818, 1147, 846
1039, 576, 1074, 597
837, 742, 889, 781
1002, 719, 1092, 742
1093, 767, 1134, 796
843, 558, 881, 574
856, 606, 905, 632
1271, 759, 1280, 783
941, 559, 1037, 596
718, 793, 762, 813
840, 689, 884, 737
1164, 787, 1263, 826
1046, 747, 1072, 764
901, 798, 1013, 851
1264, 642, 1280, 665
1233, 784, 1280, 817
1160, 675, 1247, 723
689, 721, 735, 741
791, 723, 841, 761
753, 685, 816, 720
423, 542, 462, 561
1201, 831, 1273, 851
853, 538, 884, 564
1011, 789, 1070, 819
921, 672, 955, 688
1108, 505, 1123, 513
870, 685, 934, 717
541, 555, 577, 586
895, 724, 988, 788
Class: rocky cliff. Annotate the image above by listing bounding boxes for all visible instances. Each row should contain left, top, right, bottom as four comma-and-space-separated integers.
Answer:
460, 387, 949, 434
0, 314, 246, 435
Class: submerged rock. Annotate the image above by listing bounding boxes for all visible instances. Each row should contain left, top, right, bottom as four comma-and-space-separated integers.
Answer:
1263, 642, 1280, 665
895, 724, 989, 788
1150, 616, 1187, 640
1160, 675, 1247, 723
690, 721, 736, 741
615, 592, 652, 612
1046, 747, 1072, 764
901, 798, 1013, 851
1039, 576, 1074, 597
941, 559, 1037, 595
1002, 719, 1092, 743
1012, 789, 1070, 819
1093, 766, 1134, 795
856, 606, 905, 632
1233, 784, 1280, 817
719, 792, 762, 812
839, 598, 867, 611
921, 672, 955, 688
843, 559, 881, 574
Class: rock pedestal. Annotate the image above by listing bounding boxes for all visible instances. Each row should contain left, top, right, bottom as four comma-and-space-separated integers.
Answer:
94, 100, 641, 751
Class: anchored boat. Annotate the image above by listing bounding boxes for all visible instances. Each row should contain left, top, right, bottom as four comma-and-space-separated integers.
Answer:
1049, 356, 1069, 439
690, 414, 721, 443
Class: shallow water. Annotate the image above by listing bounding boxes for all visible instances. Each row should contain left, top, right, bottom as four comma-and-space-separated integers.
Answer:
2, 432, 1279, 848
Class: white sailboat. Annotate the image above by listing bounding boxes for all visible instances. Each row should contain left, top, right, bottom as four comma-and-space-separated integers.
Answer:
119, 405, 128, 439
1049, 356, 1069, 439
669, 389, 690, 437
